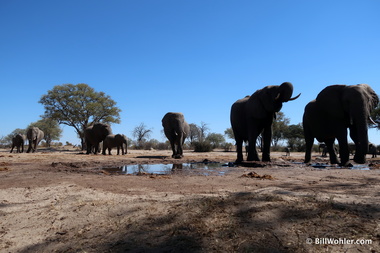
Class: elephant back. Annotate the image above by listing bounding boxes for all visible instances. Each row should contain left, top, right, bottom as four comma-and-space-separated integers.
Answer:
316, 85, 347, 118
27, 127, 43, 140
87, 123, 112, 143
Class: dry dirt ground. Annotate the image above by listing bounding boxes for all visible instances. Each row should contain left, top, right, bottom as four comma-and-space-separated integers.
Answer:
0, 148, 379, 253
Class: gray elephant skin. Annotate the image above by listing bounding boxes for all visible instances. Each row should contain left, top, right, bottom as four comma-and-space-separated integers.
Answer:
26, 127, 44, 153
84, 123, 112, 154
10, 134, 25, 153
230, 82, 300, 163
303, 84, 379, 166
162, 112, 190, 158
102, 134, 128, 155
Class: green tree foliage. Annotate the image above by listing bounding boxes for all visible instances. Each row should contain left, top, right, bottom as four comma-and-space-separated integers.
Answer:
272, 112, 290, 146
283, 123, 305, 151
206, 133, 226, 149
224, 128, 234, 140
27, 118, 62, 147
370, 105, 380, 129
188, 123, 200, 145
39, 83, 121, 147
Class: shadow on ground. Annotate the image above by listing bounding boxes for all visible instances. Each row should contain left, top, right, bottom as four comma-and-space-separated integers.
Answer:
19, 179, 380, 253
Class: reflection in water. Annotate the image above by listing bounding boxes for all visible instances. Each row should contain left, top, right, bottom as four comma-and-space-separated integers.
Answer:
103, 162, 231, 176
310, 163, 370, 170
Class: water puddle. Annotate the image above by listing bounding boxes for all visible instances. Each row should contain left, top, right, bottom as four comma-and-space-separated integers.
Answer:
101, 162, 235, 176
310, 163, 370, 170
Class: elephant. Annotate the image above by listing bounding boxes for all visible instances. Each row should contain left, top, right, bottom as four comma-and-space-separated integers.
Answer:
162, 112, 190, 158
10, 134, 25, 153
84, 122, 112, 154
26, 127, 44, 153
369, 143, 377, 158
284, 147, 291, 156
230, 82, 300, 163
102, 134, 128, 155
303, 84, 379, 166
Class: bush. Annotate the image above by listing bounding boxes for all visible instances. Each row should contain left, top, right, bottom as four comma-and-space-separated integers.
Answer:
222, 142, 233, 152
193, 141, 213, 152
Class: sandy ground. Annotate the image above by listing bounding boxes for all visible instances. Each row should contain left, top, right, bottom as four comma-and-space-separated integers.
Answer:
0, 148, 379, 252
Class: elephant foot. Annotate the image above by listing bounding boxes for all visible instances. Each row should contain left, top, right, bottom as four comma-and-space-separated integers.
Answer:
247, 157, 260, 162
174, 154, 183, 159
235, 159, 243, 164
262, 154, 271, 162
330, 158, 340, 165
353, 155, 366, 164
339, 162, 353, 167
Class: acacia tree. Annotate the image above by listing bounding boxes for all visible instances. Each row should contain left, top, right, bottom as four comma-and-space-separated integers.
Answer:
39, 83, 121, 148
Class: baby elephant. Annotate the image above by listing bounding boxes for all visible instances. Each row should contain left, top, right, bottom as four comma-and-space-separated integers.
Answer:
102, 134, 128, 155
10, 134, 25, 153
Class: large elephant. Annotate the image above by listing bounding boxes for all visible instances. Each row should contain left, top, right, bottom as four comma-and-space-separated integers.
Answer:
26, 127, 44, 153
230, 82, 300, 163
303, 84, 379, 166
10, 134, 25, 153
84, 122, 112, 154
162, 112, 190, 158
102, 134, 128, 155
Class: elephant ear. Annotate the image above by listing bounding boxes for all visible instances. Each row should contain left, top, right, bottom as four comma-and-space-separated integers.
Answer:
247, 87, 274, 119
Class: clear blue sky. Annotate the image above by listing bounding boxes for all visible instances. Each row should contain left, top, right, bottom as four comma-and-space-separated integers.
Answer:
1, 0, 380, 145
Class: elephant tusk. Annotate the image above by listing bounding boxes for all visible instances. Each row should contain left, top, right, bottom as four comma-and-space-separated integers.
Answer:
274, 93, 281, 101
287, 93, 301, 101
369, 117, 378, 125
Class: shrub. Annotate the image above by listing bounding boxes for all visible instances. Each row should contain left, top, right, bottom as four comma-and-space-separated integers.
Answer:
193, 141, 213, 152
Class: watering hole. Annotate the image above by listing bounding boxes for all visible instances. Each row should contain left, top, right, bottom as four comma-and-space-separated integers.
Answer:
311, 163, 371, 170
101, 161, 371, 176
101, 162, 236, 176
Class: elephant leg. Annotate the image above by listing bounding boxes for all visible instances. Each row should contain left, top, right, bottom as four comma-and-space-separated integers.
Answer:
33, 140, 37, 152
117, 146, 120, 155
10, 145, 14, 153
247, 135, 260, 161
93, 142, 99, 154
336, 137, 350, 166
303, 126, 313, 163
325, 139, 339, 165
170, 141, 176, 158
102, 143, 106, 155
261, 126, 272, 162
304, 138, 314, 164
175, 134, 184, 158
235, 139, 244, 163
247, 125, 260, 161
86, 145, 92, 154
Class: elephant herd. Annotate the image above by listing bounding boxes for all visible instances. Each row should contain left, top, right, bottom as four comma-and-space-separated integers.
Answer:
10, 127, 45, 153
83, 122, 128, 155
9, 82, 379, 167
230, 82, 379, 167
84, 113, 191, 159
